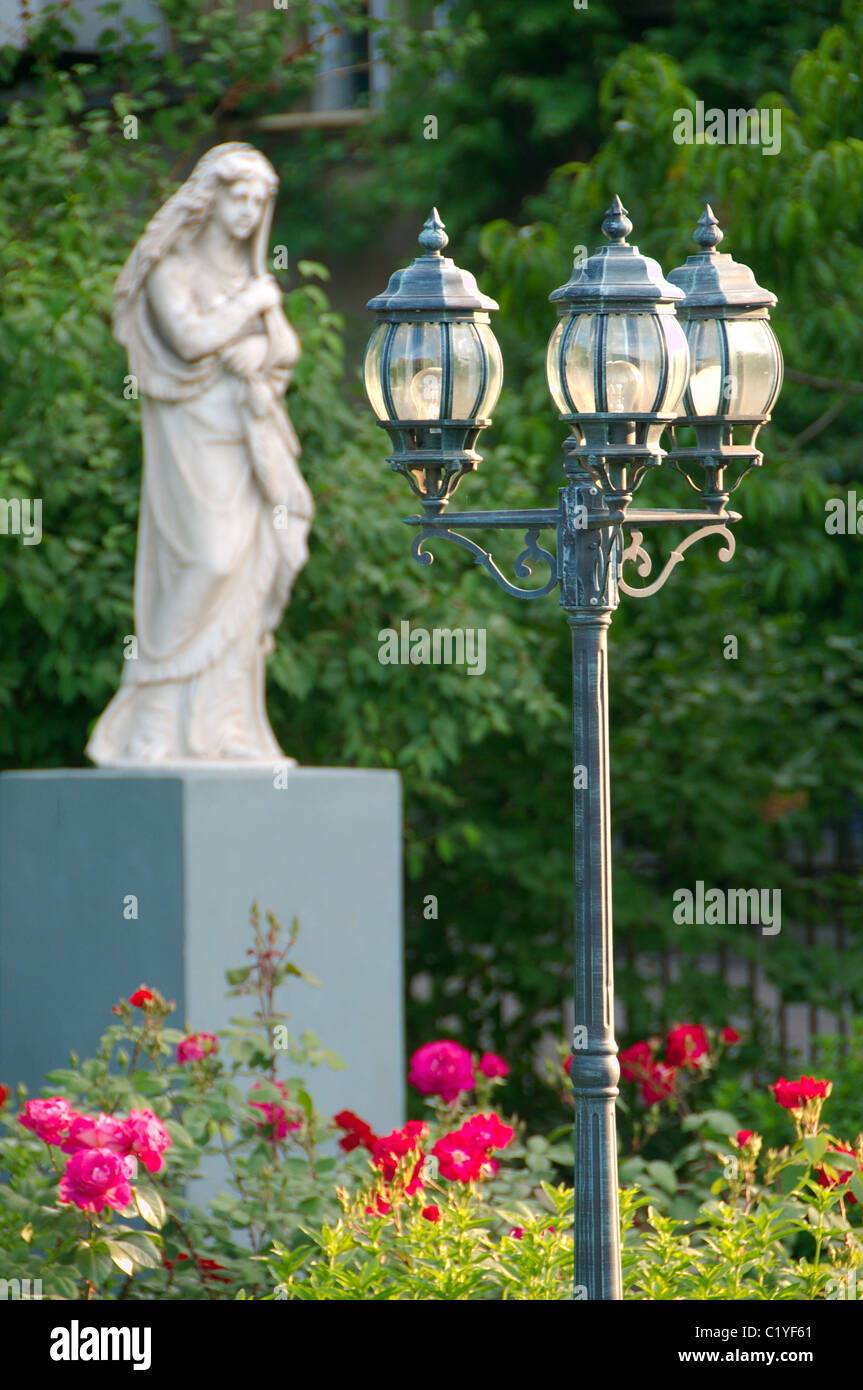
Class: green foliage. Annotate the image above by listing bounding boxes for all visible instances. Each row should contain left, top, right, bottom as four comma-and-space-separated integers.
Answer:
1, 2, 862, 1137
269, 0, 847, 259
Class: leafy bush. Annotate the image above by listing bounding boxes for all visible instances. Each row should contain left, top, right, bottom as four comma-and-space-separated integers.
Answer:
1, 915, 862, 1299
3, 0, 863, 1136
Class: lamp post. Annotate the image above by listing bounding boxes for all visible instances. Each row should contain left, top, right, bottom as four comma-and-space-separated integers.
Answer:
363, 197, 782, 1300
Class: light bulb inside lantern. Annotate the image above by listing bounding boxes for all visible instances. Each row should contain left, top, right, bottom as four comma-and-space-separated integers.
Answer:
604, 358, 643, 413
689, 363, 724, 416
409, 367, 443, 420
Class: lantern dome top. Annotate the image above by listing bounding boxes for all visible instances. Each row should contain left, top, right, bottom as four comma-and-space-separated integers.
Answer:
667, 204, 777, 312
549, 195, 684, 311
366, 209, 499, 315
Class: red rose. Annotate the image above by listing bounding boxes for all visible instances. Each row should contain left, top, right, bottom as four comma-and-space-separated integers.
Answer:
478, 1052, 509, 1080
196, 1256, 232, 1283
619, 1041, 653, 1081
333, 1110, 378, 1154
372, 1122, 427, 1192
771, 1075, 831, 1110
721, 1026, 741, 1044
817, 1143, 860, 1205
129, 986, 155, 1008
510, 1227, 524, 1240
408, 1040, 475, 1104
457, 1112, 514, 1153
0, 1084, 9, 1108
564, 1054, 573, 1076
734, 1130, 754, 1148
666, 1024, 709, 1069
431, 1132, 486, 1182
640, 1062, 677, 1106
365, 1193, 391, 1218
421, 1205, 441, 1223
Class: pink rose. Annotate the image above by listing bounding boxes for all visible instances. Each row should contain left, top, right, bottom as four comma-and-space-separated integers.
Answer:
127, 1109, 172, 1173
18, 1097, 74, 1145
61, 1112, 132, 1157
177, 1033, 218, 1064
478, 1052, 509, 1080
250, 1081, 302, 1140
408, 1040, 475, 1104
59, 1149, 134, 1213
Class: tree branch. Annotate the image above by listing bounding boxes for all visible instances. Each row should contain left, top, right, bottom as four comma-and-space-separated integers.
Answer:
784, 367, 863, 395
791, 392, 850, 449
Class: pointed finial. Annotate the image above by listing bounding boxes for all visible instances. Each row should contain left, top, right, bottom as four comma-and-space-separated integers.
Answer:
694, 203, 724, 252
601, 195, 633, 245
418, 208, 449, 254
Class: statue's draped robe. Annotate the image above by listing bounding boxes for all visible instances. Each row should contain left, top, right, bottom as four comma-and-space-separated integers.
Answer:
86, 272, 313, 763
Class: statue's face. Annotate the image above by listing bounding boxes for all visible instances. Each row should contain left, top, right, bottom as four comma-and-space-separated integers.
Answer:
211, 175, 270, 241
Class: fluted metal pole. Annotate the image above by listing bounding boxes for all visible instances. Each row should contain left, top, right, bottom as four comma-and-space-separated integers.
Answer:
569, 610, 621, 1299
560, 475, 622, 1300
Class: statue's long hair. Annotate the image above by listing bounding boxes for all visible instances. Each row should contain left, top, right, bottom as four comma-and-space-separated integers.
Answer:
113, 143, 278, 349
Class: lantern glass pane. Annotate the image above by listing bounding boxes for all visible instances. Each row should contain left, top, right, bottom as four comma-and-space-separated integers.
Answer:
561, 314, 598, 412
685, 318, 724, 416
474, 322, 503, 417
725, 318, 781, 417
449, 322, 483, 419
388, 321, 445, 420
601, 314, 661, 413
362, 323, 389, 420
657, 315, 690, 414
545, 319, 567, 413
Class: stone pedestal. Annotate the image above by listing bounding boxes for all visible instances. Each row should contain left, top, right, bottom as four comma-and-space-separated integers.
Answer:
0, 769, 403, 1137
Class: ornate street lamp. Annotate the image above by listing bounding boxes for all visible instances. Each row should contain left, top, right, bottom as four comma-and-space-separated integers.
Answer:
666, 204, 783, 513
364, 198, 782, 1300
546, 193, 690, 516
364, 208, 503, 517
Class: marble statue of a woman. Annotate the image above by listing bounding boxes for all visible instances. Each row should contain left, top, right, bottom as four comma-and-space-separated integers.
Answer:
87, 143, 313, 765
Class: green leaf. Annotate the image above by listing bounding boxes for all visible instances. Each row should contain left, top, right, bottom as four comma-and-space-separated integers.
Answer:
108, 1236, 161, 1271
73, 1242, 113, 1284
105, 1239, 135, 1276
802, 1133, 830, 1165
645, 1161, 678, 1195
135, 1184, 166, 1229
681, 1110, 741, 1137
163, 1119, 196, 1149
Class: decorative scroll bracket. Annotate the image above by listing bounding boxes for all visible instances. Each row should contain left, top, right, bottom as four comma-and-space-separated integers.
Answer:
618, 522, 736, 598
411, 523, 559, 600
